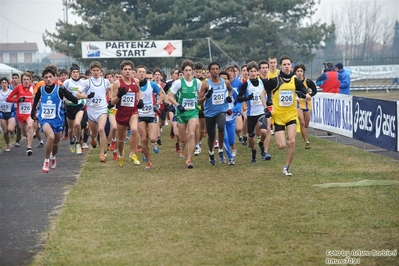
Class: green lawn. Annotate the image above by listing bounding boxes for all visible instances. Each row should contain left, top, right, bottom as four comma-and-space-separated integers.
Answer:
30, 128, 399, 266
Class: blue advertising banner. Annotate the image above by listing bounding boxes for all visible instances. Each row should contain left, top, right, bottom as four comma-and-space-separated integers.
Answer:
352, 97, 397, 151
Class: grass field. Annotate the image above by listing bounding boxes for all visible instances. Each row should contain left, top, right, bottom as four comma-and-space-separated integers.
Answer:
1, 90, 398, 265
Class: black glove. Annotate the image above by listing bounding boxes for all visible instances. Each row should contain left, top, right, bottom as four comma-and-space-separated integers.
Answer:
153, 104, 160, 113
168, 105, 176, 113
137, 99, 144, 109
247, 93, 254, 100
107, 100, 114, 109
30, 111, 36, 121
117, 87, 127, 98
18, 96, 25, 102
266, 100, 273, 106
205, 88, 213, 98
87, 92, 95, 99
226, 109, 233, 115
177, 104, 185, 113
264, 108, 272, 118
226, 96, 232, 103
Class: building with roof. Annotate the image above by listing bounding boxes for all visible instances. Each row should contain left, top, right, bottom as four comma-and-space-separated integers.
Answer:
0, 42, 39, 64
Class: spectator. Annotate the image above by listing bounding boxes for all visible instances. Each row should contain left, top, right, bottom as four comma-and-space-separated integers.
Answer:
316, 62, 341, 94
335, 63, 350, 95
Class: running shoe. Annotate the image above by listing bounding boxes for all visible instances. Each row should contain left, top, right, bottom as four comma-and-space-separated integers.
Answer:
76, 143, 83, 155
113, 152, 118, 161
38, 142, 44, 148
42, 161, 50, 173
91, 139, 97, 148
209, 153, 216, 166
69, 144, 75, 153
262, 153, 271, 161
305, 141, 311, 149
218, 151, 226, 163
50, 157, 57, 170
157, 137, 162, 145
170, 128, 175, 139
100, 154, 106, 163
238, 136, 243, 143
26, 148, 33, 156
83, 142, 89, 149
242, 136, 248, 146
214, 140, 219, 149
175, 143, 180, 152
110, 140, 116, 151
145, 162, 152, 170
143, 156, 147, 162
231, 148, 237, 157
228, 159, 235, 166
251, 149, 256, 163
15, 141, 20, 147
185, 160, 194, 169
118, 156, 124, 167
153, 143, 159, 154
5, 144, 11, 152
130, 154, 140, 165
179, 152, 185, 158
137, 145, 142, 153
194, 146, 200, 156
283, 166, 293, 176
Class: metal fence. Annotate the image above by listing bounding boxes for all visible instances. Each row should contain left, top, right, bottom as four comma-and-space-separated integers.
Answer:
304, 55, 399, 90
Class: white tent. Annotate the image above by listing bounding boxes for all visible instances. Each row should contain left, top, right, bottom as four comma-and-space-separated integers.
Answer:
0, 63, 23, 79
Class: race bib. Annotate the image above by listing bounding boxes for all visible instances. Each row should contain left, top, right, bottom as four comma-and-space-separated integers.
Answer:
41, 103, 56, 119
19, 102, 31, 114
0, 103, 11, 113
121, 92, 135, 107
90, 96, 103, 107
279, 91, 293, 107
182, 98, 195, 110
250, 93, 262, 105
141, 102, 153, 113
212, 91, 225, 105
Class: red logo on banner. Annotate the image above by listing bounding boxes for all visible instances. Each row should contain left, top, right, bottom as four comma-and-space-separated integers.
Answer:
163, 42, 176, 55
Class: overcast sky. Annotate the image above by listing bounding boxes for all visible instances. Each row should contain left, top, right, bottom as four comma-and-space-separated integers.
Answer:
0, 0, 398, 53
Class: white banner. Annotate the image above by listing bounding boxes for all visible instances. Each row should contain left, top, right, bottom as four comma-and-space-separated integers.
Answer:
346, 64, 399, 79
309, 92, 353, 138
81, 40, 182, 58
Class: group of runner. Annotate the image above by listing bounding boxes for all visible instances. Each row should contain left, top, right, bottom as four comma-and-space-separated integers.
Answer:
0, 55, 317, 175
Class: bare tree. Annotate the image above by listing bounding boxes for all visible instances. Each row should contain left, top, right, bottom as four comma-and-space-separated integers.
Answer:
335, 0, 395, 58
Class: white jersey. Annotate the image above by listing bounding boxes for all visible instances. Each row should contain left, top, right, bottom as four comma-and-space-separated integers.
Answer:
138, 80, 160, 117
0, 89, 13, 113
63, 78, 86, 105
79, 77, 110, 109
246, 79, 265, 116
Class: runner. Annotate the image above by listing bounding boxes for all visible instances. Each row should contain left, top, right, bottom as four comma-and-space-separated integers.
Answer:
198, 61, 232, 165
264, 55, 311, 176
6, 72, 35, 155
167, 59, 200, 168
294, 64, 318, 149
110, 60, 143, 167
31, 68, 79, 173
77, 61, 111, 163
0, 77, 16, 152
63, 63, 86, 155
136, 65, 165, 169
219, 71, 241, 165
236, 61, 271, 163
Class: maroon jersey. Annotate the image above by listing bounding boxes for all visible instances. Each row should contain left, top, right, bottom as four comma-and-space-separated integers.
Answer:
115, 78, 139, 126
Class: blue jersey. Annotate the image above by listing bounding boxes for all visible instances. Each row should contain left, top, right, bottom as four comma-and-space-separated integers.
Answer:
38, 85, 64, 133
204, 78, 229, 118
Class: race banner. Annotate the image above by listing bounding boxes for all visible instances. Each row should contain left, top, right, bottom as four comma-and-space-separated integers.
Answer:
309, 92, 353, 138
345, 64, 399, 79
352, 96, 397, 151
81, 40, 182, 58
